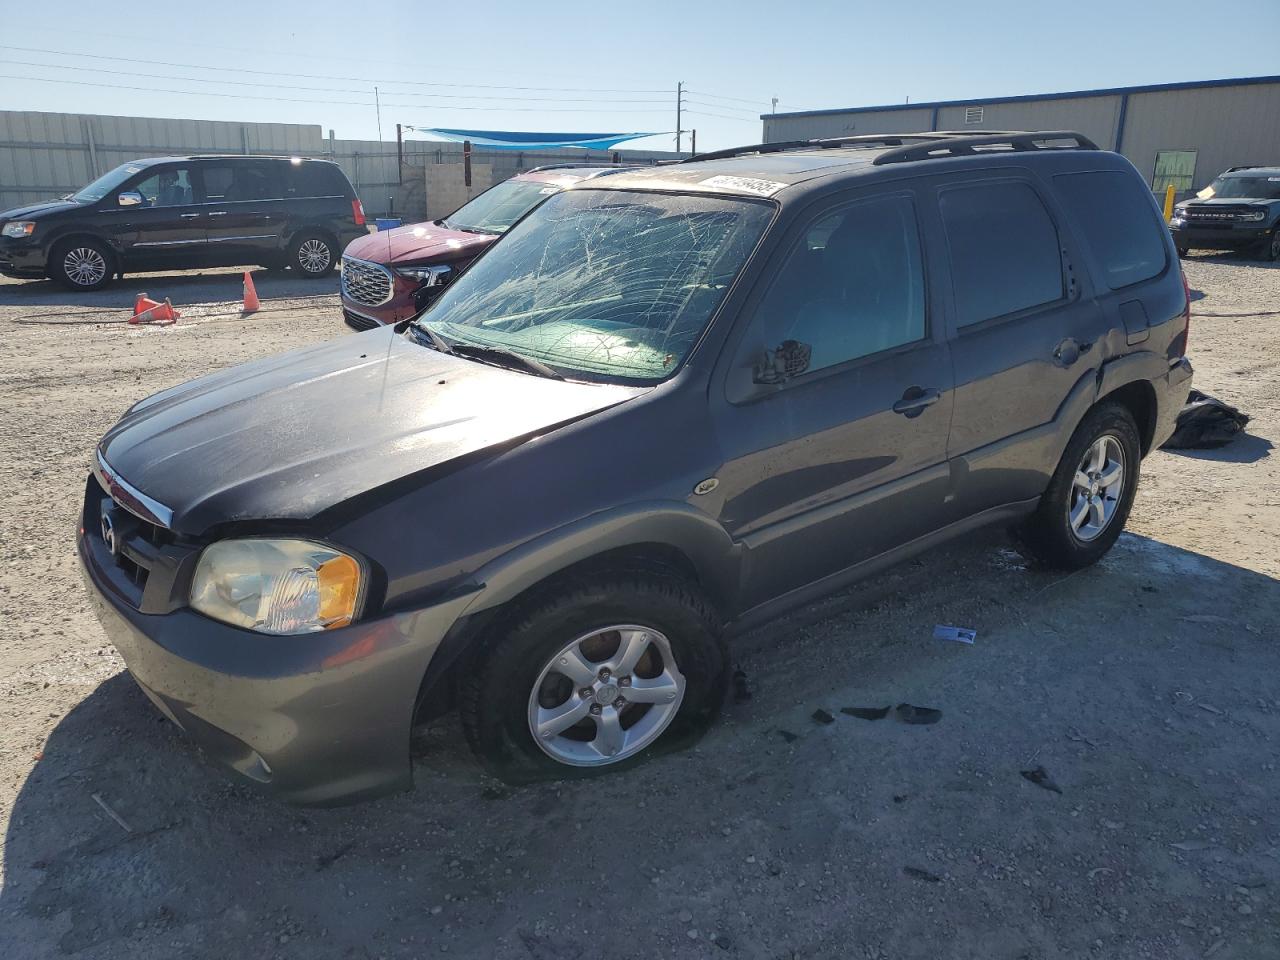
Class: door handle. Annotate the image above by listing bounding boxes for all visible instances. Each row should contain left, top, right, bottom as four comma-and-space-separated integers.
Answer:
892, 386, 942, 418
180, 212, 201, 219
207, 211, 229, 217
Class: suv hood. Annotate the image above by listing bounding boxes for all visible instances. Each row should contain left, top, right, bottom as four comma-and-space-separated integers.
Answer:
344, 222, 494, 267
1184, 197, 1277, 207
99, 328, 642, 535
0, 198, 81, 220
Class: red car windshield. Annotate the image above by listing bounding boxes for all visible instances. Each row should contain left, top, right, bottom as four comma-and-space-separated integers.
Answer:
442, 179, 562, 234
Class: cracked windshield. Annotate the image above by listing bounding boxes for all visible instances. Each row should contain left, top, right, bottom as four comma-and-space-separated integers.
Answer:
416, 189, 773, 381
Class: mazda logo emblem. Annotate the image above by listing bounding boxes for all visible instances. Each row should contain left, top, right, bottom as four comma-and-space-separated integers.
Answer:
100, 512, 118, 555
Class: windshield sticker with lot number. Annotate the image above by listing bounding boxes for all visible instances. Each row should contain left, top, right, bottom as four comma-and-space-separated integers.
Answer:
699, 175, 787, 197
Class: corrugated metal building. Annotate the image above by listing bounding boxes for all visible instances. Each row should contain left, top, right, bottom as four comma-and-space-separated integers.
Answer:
761, 76, 1280, 196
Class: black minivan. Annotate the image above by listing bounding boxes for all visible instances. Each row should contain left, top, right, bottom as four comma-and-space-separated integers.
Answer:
0, 155, 367, 290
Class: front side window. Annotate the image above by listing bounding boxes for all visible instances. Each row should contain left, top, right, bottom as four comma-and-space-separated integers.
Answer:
72, 162, 148, 203
444, 179, 563, 234
418, 189, 772, 382
940, 181, 1063, 327
1054, 170, 1167, 290
132, 167, 194, 207
739, 194, 926, 381
1152, 150, 1197, 195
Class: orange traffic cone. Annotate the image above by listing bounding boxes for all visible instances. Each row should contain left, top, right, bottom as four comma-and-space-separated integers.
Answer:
131, 297, 179, 326
241, 271, 260, 316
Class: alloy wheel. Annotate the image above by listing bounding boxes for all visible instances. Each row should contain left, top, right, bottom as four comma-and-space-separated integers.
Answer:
1068, 435, 1125, 542
297, 239, 332, 273
63, 247, 107, 286
527, 625, 685, 767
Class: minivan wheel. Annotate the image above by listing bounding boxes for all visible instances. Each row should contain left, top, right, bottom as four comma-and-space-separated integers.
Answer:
52, 238, 113, 291
460, 574, 727, 783
1016, 401, 1141, 571
289, 235, 335, 277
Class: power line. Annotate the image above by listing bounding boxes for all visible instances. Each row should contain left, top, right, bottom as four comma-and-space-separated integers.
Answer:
683, 99, 761, 118
684, 108, 761, 123
0, 44, 672, 95
685, 89, 771, 107
0, 59, 671, 105
0, 74, 673, 112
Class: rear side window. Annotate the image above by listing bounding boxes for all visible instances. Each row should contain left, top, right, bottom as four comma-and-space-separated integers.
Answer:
940, 181, 1063, 327
200, 162, 284, 202
1053, 171, 1167, 290
290, 162, 349, 198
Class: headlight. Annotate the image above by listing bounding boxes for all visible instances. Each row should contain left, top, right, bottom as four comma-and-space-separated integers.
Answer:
394, 264, 452, 286
1, 221, 35, 238
1239, 210, 1266, 222
190, 539, 363, 635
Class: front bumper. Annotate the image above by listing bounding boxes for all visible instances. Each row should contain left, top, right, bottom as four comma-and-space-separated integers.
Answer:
0, 234, 48, 277
77, 518, 478, 805
1171, 223, 1271, 250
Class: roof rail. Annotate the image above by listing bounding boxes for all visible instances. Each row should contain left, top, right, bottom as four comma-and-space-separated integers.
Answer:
872, 131, 1099, 165
524, 162, 624, 173
678, 133, 957, 164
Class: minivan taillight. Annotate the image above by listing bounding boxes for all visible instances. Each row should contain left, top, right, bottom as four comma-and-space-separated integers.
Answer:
352, 199, 366, 227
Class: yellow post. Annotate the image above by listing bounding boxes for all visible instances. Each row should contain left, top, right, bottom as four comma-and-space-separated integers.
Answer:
1163, 184, 1176, 223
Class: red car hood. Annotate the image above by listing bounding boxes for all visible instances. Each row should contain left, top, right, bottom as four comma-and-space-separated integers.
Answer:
344, 223, 494, 267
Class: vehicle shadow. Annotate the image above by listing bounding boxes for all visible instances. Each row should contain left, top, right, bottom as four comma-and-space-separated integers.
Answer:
1164, 432, 1273, 464
0, 268, 338, 311
4, 533, 1279, 959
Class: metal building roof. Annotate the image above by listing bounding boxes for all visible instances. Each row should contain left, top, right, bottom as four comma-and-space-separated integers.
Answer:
763, 74, 1280, 121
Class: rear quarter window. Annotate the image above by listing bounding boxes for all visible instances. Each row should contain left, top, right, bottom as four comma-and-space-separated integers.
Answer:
1053, 170, 1168, 290
289, 162, 351, 198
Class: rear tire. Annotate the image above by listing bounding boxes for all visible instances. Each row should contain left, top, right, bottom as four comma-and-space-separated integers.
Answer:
1016, 401, 1141, 571
288, 234, 336, 278
51, 238, 114, 291
460, 573, 727, 784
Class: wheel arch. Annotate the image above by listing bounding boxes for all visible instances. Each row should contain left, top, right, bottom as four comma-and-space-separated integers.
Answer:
410, 503, 741, 723
46, 231, 117, 275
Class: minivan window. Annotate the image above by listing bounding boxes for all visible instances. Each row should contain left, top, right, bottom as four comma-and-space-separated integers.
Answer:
289, 161, 347, 198
201, 163, 284, 203
1054, 171, 1167, 290
940, 181, 1063, 327
743, 195, 925, 376
133, 168, 194, 207
418, 190, 772, 382
443, 179, 562, 235
72, 162, 147, 203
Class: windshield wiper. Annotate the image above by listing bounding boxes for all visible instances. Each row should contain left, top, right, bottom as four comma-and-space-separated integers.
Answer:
406, 322, 454, 354
449, 343, 563, 380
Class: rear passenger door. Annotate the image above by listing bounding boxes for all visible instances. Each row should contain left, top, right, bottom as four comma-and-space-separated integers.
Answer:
931, 173, 1109, 515
712, 190, 955, 607
195, 160, 286, 264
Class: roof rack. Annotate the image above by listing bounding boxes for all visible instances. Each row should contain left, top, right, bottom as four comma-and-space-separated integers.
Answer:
524, 162, 624, 173
679, 133, 959, 164
871, 131, 1099, 165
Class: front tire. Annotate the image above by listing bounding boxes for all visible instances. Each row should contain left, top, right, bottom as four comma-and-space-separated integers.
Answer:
51, 238, 113, 291
460, 574, 727, 783
1256, 231, 1280, 262
1017, 401, 1141, 570
1176, 245, 1190, 258
288, 234, 336, 278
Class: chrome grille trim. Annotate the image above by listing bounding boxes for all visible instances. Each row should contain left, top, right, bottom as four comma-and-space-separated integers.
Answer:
94, 449, 175, 529
341, 256, 394, 306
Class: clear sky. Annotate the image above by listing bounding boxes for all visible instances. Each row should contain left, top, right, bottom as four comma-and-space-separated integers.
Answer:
2, 0, 1278, 153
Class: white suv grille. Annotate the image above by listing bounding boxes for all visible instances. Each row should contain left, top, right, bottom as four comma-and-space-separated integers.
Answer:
341, 256, 393, 306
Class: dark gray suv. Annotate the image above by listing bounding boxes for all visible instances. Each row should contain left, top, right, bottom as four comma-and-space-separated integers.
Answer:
78, 131, 1193, 803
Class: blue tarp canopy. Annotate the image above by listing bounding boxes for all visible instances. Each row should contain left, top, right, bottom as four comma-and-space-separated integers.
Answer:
409, 128, 660, 150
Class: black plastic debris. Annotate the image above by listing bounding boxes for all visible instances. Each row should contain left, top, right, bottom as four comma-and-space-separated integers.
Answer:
776, 729, 799, 743
903, 865, 942, 883
732, 668, 753, 703
895, 703, 942, 725
811, 709, 836, 725
841, 705, 891, 720
1162, 390, 1250, 449
1020, 766, 1063, 794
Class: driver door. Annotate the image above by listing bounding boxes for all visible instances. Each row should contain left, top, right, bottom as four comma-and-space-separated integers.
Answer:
109, 164, 205, 265
711, 190, 955, 608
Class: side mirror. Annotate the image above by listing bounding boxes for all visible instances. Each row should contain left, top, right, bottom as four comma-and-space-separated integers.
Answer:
752, 339, 812, 384
117, 191, 143, 207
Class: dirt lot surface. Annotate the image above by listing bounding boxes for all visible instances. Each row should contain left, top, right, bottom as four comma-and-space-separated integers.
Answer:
1, 260, 1277, 960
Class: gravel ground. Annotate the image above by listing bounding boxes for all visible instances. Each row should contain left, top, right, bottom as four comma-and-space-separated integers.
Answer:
0, 258, 1277, 960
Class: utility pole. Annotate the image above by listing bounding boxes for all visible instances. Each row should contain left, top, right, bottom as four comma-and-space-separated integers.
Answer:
691, 129, 697, 157
675, 81, 684, 153
374, 85, 384, 144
